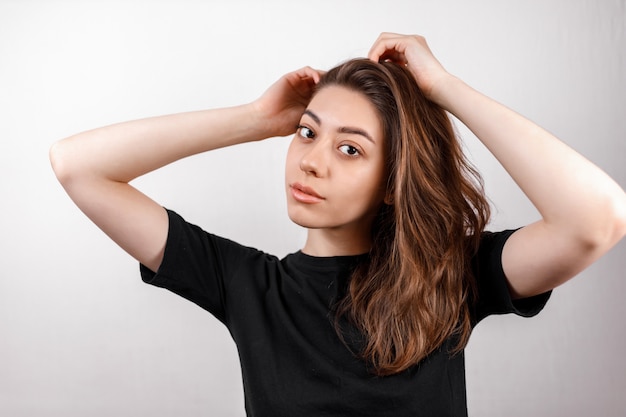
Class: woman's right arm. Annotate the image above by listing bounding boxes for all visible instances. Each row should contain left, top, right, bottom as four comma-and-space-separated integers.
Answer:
50, 66, 322, 272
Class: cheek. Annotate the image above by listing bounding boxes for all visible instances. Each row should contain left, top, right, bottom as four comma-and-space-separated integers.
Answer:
341, 164, 387, 204
285, 139, 299, 175
366, 165, 388, 206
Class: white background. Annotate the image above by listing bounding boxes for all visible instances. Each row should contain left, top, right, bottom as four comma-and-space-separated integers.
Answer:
1, 0, 624, 415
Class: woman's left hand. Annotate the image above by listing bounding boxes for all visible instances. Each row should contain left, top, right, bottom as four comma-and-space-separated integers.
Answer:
370, 34, 626, 301
368, 32, 451, 103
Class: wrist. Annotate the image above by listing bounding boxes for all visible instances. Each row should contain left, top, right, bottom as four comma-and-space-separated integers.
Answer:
246, 100, 275, 140
427, 73, 465, 110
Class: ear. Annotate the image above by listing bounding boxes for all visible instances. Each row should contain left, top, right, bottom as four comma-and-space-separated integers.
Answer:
384, 192, 394, 206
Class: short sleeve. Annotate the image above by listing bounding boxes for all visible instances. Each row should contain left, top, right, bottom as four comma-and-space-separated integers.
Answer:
140, 209, 259, 323
471, 229, 551, 325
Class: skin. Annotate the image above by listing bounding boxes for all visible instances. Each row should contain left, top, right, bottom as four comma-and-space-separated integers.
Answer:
49, 33, 626, 301
368, 33, 626, 298
285, 85, 387, 256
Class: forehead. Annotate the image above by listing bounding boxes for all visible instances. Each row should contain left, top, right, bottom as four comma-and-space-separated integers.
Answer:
306, 85, 383, 140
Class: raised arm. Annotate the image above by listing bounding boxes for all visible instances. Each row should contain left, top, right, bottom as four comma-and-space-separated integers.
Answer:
50, 67, 322, 272
369, 33, 626, 298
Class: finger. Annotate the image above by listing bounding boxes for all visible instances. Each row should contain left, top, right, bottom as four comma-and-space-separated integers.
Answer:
379, 50, 408, 66
285, 68, 315, 90
367, 34, 407, 63
292, 66, 325, 84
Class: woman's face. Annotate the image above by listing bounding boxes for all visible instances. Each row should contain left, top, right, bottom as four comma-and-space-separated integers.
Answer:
285, 85, 387, 236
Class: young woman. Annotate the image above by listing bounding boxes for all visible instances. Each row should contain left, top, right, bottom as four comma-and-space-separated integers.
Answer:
50, 33, 626, 416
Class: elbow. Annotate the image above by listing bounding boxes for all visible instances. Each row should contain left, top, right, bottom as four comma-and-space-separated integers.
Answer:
49, 138, 80, 187
611, 193, 626, 244
49, 140, 69, 184
582, 191, 626, 253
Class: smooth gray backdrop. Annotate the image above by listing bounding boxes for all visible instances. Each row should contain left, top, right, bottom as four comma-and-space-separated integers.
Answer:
1, 0, 624, 415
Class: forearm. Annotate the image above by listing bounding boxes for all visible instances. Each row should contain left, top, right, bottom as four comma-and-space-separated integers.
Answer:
49, 103, 273, 270
48, 66, 320, 271
367, 32, 625, 296
50, 103, 267, 184
434, 76, 626, 243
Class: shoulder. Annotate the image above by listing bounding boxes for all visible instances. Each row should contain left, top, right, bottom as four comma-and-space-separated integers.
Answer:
471, 228, 551, 324
471, 229, 517, 282
145, 208, 282, 285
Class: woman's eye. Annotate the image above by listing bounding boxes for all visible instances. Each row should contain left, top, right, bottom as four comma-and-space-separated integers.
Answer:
339, 144, 360, 156
297, 126, 315, 139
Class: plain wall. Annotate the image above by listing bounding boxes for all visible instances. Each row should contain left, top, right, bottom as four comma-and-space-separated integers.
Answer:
1, 0, 624, 415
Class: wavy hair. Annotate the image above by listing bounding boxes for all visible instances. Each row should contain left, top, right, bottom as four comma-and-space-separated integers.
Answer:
316, 59, 491, 376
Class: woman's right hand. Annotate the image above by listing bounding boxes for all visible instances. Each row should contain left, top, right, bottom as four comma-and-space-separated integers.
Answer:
49, 68, 323, 273
50, 65, 323, 272
252, 66, 324, 138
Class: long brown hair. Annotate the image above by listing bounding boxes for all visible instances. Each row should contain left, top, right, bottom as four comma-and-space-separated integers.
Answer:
316, 59, 491, 376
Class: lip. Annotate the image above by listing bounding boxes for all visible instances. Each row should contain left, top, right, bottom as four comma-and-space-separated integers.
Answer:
290, 182, 325, 204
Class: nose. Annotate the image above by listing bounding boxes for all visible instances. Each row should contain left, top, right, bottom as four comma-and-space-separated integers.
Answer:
299, 137, 329, 177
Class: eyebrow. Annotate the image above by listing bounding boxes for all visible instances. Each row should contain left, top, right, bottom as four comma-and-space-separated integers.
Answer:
303, 109, 375, 143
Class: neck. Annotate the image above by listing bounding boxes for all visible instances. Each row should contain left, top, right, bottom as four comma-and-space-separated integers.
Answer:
302, 227, 372, 257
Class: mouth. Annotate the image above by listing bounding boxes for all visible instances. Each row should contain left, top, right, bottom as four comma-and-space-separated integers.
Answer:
290, 182, 325, 204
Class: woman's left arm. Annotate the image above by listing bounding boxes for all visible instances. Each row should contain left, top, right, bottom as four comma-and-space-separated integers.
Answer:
370, 33, 626, 298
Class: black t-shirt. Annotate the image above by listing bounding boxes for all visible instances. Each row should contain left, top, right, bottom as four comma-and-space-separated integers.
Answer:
140, 209, 550, 417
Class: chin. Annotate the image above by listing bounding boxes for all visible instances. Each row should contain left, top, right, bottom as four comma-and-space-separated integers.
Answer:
287, 211, 321, 230
286, 205, 340, 230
